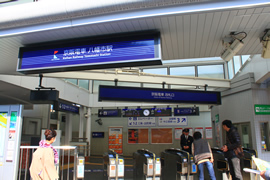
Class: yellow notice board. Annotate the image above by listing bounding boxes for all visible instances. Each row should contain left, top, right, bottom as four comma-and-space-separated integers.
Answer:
151, 128, 172, 144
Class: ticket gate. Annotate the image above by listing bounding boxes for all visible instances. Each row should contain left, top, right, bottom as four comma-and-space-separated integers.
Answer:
133, 149, 161, 180
161, 148, 196, 180
211, 148, 229, 180
103, 150, 124, 180
242, 148, 258, 180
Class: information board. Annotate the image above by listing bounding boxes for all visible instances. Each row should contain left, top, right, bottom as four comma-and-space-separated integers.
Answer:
98, 109, 121, 117
151, 128, 172, 144
18, 33, 161, 74
158, 117, 187, 126
128, 117, 156, 127
128, 129, 149, 144
99, 85, 221, 105
108, 127, 123, 154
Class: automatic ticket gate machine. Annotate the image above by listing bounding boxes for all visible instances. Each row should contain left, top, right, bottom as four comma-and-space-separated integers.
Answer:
103, 150, 124, 180
161, 148, 196, 180
242, 148, 258, 180
133, 149, 161, 180
211, 148, 229, 180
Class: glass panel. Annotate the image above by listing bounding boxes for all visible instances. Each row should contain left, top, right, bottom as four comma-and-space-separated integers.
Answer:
143, 83, 168, 89
78, 80, 89, 90
260, 122, 270, 151
170, 85, 196, 90
93, 80, 114, 93
118, 82, 141, 87
241, 123, 252, 149
233, 56, 241, 74
65, 79, 78, 85
197, 64, 224, 79
143, 68, 167, 75
170, 66, 195, 77
241, 55, 250, 64
228, 60, 234, 79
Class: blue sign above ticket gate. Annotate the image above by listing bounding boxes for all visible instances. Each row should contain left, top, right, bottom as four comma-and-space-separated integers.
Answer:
17, 32, 161, 74
99, 85, 221, 105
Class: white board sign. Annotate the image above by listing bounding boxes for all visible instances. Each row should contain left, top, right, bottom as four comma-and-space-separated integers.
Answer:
128, 117, 156, 127
158, 117, 187, 126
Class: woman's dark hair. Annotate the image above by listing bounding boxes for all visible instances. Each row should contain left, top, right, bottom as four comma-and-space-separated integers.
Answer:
44, 129, 57, 141
222, 119, 232, 128
193, 131, 202, 140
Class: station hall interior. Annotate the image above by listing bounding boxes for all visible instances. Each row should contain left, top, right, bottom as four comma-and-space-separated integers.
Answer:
1, 0, 270, 180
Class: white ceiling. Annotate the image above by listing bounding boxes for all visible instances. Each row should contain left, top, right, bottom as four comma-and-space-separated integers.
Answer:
0, 0, 270, 104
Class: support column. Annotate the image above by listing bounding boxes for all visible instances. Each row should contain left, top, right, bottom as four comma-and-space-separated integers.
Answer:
65, 113, 73, 145
85, 107, 91, 156
79, 106, 84, 141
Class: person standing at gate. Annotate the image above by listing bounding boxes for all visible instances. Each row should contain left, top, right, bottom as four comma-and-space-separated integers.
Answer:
221, 120, 243, 180
192, 131, 216, 180
30, 129, 59, 180
180, 128, 193, 154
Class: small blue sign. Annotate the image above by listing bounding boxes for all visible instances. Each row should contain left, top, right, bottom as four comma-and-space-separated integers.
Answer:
92, 132, 104, 138
174, 107, 199, 116
59, 102, 79, 113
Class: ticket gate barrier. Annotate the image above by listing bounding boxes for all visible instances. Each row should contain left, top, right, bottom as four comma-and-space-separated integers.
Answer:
77, 156, 85, 179
133, 149, 161, 180
242, 148, 258, 180
161, 148, 196, 180
211, 148, 229, 180
103, 150, 124, 180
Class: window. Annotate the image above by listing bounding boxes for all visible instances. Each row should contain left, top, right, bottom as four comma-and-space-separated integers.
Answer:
198, 65, 224, 79
78, 80, 89, 90
170, 66, 195, 77
241, 55, 250, 64
143, 68, 167, 75
228, 60, 234, 79
65, 79, 78, 85
233, 56, 241, 74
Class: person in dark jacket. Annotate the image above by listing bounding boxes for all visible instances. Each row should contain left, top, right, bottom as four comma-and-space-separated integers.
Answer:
192, 131, 216, 180
221, 120, 243, 180
180, 128, 193, 154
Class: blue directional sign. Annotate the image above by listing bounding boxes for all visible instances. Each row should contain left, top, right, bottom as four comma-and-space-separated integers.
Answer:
92, 132, 104, 138
99, 86, 221, 105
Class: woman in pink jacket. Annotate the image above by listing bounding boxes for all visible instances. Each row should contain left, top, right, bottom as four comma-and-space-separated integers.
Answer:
30, 129, 59, 180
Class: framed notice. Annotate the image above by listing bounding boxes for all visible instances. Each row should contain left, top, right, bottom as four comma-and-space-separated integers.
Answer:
108, 127, 123, 154
194, 127, 204, 138
128, 129, 149, 144
174, 128, 183, 140
205, 127, 213, 139
151, 128, 172, 144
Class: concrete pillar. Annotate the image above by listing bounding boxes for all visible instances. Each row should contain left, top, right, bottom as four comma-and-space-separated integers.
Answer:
65, 113, 73, 145
85, 107, 91, 155
79, 106, 84, 141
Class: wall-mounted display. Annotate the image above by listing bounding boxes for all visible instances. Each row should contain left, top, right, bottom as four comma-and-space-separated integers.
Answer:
17, 32, 161, 74
98, 109, 121, 117
108, 127, 123, 154
99, 85, 221, 105
174, 107, 199, 116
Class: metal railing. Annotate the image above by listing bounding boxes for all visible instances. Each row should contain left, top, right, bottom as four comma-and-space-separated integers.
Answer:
18, 146, 78, 180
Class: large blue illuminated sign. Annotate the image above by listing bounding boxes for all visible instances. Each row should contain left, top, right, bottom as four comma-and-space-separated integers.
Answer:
99, 86, 221, 105
17, 33, 161, 74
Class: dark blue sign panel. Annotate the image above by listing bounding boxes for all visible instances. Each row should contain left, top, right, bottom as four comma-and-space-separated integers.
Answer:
92, 132, 104, 138
174, 107, 199, 116
54, 101, 79, 113
99, 86, 221, 105
18, 33, 161, 74
98, 109, 121, 117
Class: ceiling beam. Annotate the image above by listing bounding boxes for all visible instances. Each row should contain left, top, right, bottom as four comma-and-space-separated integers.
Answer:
44, 70, 231, 88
